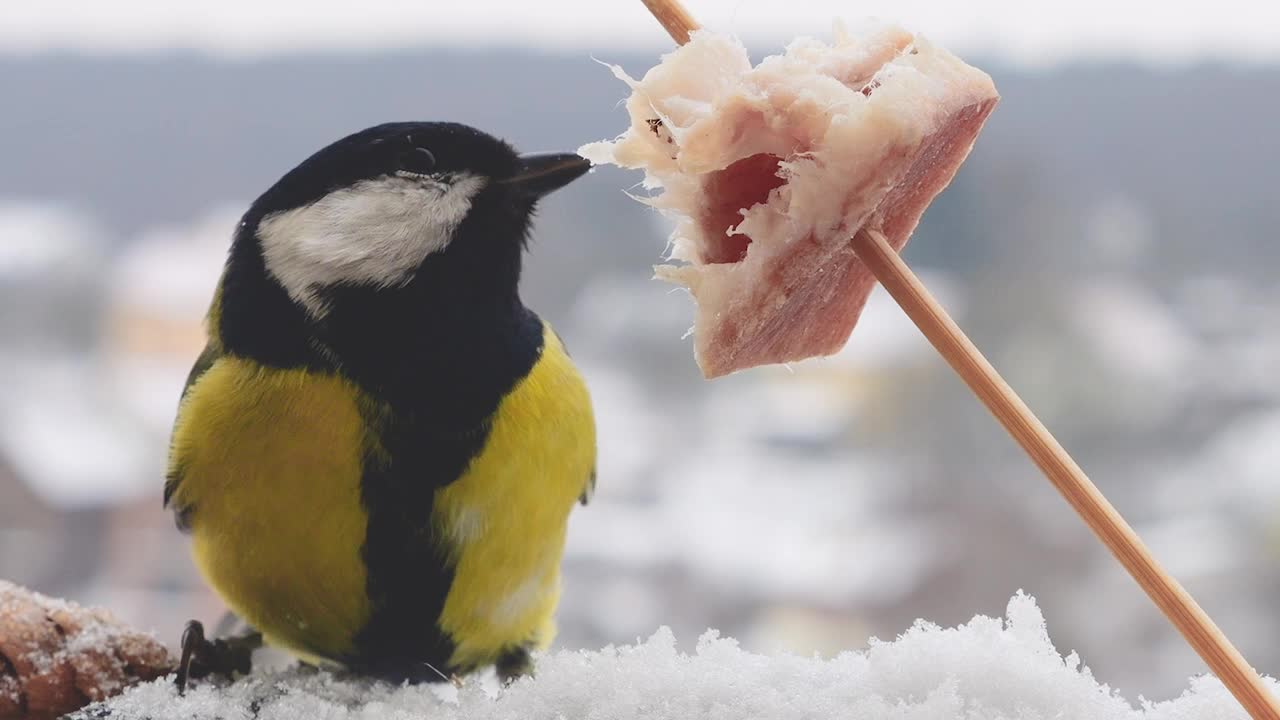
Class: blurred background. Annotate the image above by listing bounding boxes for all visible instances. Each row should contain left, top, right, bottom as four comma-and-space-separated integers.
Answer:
2, 0, 1278, 702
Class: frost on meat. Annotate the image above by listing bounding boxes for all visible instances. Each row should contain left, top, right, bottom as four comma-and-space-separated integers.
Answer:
580, 21, 999, 378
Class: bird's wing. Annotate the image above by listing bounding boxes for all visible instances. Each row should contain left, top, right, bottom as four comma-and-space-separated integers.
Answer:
163, 342, 222, 512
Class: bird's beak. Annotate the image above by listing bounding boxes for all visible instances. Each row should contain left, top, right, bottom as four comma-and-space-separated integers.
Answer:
501, 153, 592, 198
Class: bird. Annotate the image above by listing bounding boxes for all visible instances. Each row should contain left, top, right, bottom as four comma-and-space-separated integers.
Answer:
163, 121, 598, 687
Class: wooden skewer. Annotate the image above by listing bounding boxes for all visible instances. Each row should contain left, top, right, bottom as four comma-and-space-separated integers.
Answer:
637, 2, 1280, 719
853, 228, 1280, 719
640, 0, 702, 44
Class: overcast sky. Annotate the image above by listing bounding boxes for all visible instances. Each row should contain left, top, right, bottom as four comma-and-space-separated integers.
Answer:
4, 0, 1279, 67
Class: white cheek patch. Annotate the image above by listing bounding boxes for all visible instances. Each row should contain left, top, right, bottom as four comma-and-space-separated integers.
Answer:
258, 173, 487, 317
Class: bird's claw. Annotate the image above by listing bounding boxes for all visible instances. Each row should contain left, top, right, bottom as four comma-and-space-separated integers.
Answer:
175, 620, 261, 694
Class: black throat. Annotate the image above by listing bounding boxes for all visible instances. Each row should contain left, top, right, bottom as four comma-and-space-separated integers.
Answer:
320, 277, 544, 427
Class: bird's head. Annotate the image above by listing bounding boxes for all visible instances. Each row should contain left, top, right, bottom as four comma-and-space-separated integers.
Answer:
230, 121, 590, 323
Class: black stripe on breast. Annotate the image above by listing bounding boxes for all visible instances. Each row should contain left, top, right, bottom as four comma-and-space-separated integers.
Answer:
348, 309, 546, 680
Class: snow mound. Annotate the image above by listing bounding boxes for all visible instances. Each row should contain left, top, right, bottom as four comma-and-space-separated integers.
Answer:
74, 593, 1265, 719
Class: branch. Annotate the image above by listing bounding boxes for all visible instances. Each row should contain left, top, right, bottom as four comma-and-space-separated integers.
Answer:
0, 580, 175, 719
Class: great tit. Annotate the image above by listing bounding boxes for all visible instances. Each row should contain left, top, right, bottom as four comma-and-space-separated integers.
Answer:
164, 122, 597, 686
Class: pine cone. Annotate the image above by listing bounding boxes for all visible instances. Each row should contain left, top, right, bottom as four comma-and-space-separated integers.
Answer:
0, 580, 175, 719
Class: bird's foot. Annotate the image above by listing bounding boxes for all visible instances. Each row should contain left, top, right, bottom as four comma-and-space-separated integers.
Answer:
495, 646, 533, 686
174, 620, 263, 694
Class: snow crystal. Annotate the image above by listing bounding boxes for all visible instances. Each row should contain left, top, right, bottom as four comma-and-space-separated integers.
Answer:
71, 593, 1271, 719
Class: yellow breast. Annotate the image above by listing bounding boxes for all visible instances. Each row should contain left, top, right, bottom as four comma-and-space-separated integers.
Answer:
434, 326, 596, 670
169, 324, 594, 671
168, 359, 374, 660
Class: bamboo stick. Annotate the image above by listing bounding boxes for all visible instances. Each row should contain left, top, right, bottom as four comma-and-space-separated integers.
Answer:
636, 2, 1280, 718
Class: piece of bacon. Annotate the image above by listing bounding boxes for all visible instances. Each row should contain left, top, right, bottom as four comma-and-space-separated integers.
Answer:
580, 21, 999, 378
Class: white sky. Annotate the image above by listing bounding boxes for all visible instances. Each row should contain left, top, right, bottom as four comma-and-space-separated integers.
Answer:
3, 0, 1279, 67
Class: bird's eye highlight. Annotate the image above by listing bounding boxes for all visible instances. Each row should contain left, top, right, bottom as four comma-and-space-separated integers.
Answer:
397, 147, 437, 178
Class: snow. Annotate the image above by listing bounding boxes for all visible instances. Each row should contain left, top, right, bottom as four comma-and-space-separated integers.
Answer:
1069, 279, 1197, 391
0, 202, 105, 281
109, 207, 235, 323
566, 419, 928, 605
76, 594, 1271, 719
0, 205, 231, 508
0, 358, 155, 508
106, 208, 236, 435
1194, 410, 1280, 515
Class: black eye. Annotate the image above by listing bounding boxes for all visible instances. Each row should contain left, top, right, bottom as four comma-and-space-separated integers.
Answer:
398, 147, 437, 175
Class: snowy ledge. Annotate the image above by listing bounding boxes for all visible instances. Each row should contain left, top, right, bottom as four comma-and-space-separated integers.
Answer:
72, 594, 1267, 719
